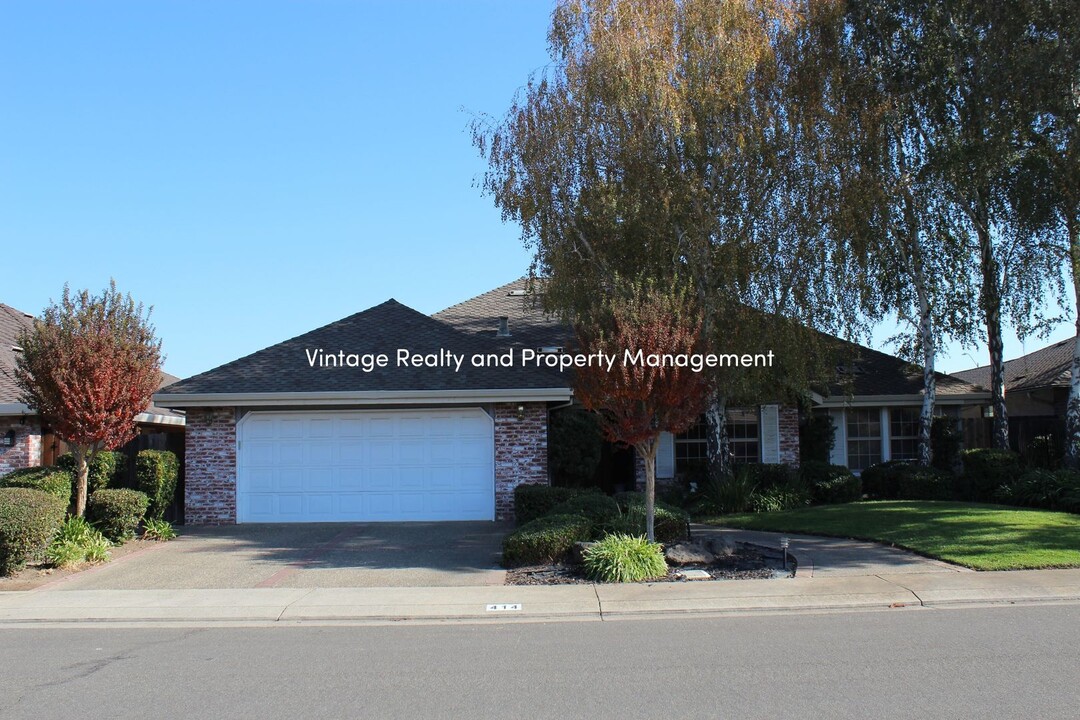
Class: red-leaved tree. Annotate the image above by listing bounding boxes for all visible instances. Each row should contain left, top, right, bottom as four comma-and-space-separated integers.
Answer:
574, 279, 711, 541
14, 282, 163, 516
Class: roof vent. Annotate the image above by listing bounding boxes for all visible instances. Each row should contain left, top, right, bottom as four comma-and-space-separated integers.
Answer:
507, 289, 528, 297
10, 346, 23, 353
538, 346, 563, 355
497, 316, 511, 337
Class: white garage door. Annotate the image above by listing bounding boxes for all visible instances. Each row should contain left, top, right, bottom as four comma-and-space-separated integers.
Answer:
236, 409, 495, 523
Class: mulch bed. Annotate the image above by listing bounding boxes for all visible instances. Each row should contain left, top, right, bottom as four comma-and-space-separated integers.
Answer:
0, 538, 159, 591
506, 543, 794, 585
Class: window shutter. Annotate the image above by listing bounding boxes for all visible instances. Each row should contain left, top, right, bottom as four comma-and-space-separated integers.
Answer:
760, 405, 780, 464
656, 431, 675, 479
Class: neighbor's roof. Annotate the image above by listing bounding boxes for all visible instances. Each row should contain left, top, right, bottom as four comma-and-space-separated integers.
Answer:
953, 338, 1073, 393
1, 301, 183, 424
156, 298, 570, 399
0, 303, 34, 404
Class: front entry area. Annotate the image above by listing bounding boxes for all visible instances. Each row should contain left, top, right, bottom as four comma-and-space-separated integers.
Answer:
236, 408, 495, 523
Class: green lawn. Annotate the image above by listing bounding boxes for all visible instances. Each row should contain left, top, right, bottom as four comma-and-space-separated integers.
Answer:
703, 501, 1080, 571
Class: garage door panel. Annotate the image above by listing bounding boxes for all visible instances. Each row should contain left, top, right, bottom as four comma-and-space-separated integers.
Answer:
239, 408, 495, 523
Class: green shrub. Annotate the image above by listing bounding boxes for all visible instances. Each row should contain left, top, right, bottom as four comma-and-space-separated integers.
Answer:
613, 499, 690, 543
56, 450, 126, 494
142, 517, 177, 541
582, 533, 667, 583
896, 466, 953, 500
995, 468, 1080, 512
548, 409, 603, 487
0, 466, 73, 502
45, 516, 111, 568
551, 494, 620, 537
0, 487, 67, 575
799, 413, 836, 464
613, 491, 645, 510
750, 484, 811, 513
698, 469, 757, 514
135, 450, 179, 519
86, 488, 149, 542
931, 417, 963, 472
740, 463, 798, 489
860, 460, 913, 500
502, 513, 593, 567
1023, 435, 1061, 471
800, 461, 862, 504
960, 448, 1022, 502
514, 484, 596, 524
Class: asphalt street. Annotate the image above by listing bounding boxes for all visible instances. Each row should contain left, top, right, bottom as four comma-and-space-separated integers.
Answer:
2, 604, 1078, 719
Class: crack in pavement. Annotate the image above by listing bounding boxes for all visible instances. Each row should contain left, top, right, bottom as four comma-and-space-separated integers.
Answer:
875, 574, 926, 607
276, 588, 316, 622
592, 584, 604, 621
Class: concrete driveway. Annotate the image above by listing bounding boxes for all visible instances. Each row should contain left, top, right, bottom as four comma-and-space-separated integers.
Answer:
46, 522, 511, 591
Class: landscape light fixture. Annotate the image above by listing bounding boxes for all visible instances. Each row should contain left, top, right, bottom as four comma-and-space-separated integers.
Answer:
780, 536, 790, 569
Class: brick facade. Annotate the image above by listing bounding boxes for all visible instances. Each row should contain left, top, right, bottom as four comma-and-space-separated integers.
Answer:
493, 402, 548, 521
0, 419, 42, 475
184, 407, 237, 525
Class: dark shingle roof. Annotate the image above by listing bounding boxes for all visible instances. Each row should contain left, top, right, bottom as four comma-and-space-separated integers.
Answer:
824, 340, 983, 399
433, 277, 572, 349
159, 299, 569, 396
0, 303, 34, 403
953, 339, 1072, 392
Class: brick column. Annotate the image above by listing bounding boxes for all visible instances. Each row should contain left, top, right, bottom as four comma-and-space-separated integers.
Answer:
493, 402, 548, 521
0, 420, 42, 475
185, 407, 237, 525
779, 405, 800, 467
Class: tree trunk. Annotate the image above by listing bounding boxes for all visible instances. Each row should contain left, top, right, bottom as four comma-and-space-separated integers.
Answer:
705, 392, 731, 479
637, 438, 660, 543
1066, 213, 1080, 469
976, 212, 1009, 449
915, 268, 936, 467
73, 445, 90, 517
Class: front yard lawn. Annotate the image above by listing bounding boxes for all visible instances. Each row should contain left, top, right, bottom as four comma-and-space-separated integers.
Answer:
702, 501, 1080, 571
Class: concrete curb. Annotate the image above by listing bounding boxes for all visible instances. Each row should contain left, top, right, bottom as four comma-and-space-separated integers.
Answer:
2, 570, 1080, 625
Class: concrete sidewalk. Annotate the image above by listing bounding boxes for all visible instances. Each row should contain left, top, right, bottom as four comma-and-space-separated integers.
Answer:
2, 569, 1079, 625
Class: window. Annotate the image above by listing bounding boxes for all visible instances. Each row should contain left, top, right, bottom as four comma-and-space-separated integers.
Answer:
674, 409, 760, 477
846, 408, 881, 471
674, 418, 709, 479
728, 409, 760, 464
890, 408, 920, 461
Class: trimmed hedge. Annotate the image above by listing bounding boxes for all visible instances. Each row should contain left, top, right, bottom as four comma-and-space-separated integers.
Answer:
860, 460, 913, 500
514, 484, 596, 524
57, 451, 126, 495
740, 463, 798, 490
551, 494, 621, 536
0, 466, 73, 502
135, 450, 179, 519
0, 487, 67, 575
800, 461, 862, 505
614, 499, 690, 544
502, 513, 593, 567
87, 489, 149, 542
960, 448, 1022, 502
896, 466, 953, 500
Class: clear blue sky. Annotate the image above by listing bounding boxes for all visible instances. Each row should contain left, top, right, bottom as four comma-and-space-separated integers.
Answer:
2, 1, 1072, 379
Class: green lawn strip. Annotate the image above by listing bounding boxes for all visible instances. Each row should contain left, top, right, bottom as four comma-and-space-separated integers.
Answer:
700, 501, 1080, 571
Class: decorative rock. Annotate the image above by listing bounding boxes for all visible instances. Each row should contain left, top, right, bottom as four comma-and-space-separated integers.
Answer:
677, 569, 712, 581
705, 537, 736, 557
568, 541, 595, 566
664, 542, 715, 566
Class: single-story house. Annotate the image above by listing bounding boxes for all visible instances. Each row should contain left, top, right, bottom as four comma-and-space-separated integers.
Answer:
0, 302, 186, 476
953, 338, 1075, 454
155, 279, 989, 525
